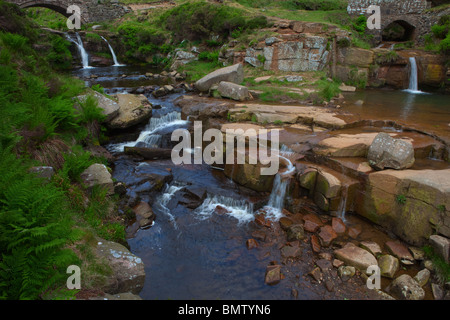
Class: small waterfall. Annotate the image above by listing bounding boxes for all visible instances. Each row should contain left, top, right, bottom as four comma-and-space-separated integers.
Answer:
100, 35, 125, 67
196, 194, 254, 224
408, 57, 419, 92
135, 111, 187, 147
157, 183, 185, 229
107, 111, 189, 152
263, 146, 295, 220
66, 32, 92, 69
405, 57, 427, 94
337, 185, 349, 222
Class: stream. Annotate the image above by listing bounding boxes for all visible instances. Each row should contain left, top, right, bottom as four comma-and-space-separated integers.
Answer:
73, 62, 447, 300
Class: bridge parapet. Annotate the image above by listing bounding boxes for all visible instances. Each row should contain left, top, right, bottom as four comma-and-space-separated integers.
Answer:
6, 0, 128, 24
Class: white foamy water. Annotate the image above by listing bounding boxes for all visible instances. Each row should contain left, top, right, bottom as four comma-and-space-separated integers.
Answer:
108, 111, 189, 152
156, 183, 185, 229
196, 194, 254, 224
261, 145, 296, 220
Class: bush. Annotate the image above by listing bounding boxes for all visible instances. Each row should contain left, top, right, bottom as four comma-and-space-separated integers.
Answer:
439, 33, 450, 55
316, 79, 341, 101
160, 1, 269, 43
117, 21, 168, 61
432, 24, 448, 39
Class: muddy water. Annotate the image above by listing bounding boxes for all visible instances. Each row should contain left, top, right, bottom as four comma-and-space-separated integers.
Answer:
341, 89, 450, 143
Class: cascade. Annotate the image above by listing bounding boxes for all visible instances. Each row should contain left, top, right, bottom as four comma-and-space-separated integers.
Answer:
100, 35, 125, 67
66, 32, 92, 69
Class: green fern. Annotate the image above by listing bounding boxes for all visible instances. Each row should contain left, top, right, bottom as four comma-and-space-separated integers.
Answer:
0, 145, 79, 300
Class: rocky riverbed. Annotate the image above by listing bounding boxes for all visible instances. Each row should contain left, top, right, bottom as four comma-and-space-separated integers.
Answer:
74, 60, 449, 300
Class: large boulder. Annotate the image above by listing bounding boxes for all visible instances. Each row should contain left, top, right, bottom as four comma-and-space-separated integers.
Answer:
76, 90, 119, 122
95, 239, 146, 295
195, 63, 244, 92
355, 169, 450, 246
174, 95, 230, 121
107, 94, 152, 129
386, 274, 425, 300
80, 163, 114, 195
367, 132, 415, 170
170, 50, 197, 70
217, 81, 250, 101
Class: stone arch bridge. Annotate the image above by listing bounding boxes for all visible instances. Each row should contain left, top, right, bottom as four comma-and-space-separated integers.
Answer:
5, 0, 128, 24
347, 0, 447, 44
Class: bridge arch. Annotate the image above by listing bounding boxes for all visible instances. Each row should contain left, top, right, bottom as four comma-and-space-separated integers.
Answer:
19, 1, 89, 24
382, 19, 417, 42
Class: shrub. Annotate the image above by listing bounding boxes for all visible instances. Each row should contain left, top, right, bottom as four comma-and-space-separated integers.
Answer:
160, 1, 269, 43
316, 79, 341, 101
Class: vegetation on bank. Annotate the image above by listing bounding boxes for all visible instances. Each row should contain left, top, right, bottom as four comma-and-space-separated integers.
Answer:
0, 1, 126, 299
425, 14, 450, 58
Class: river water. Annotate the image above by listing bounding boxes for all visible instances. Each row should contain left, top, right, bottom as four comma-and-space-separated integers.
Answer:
74, 64, 446, 300
341, 88, 450, 143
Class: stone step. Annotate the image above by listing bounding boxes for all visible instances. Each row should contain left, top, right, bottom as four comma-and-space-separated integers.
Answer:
296, 160, 360, 213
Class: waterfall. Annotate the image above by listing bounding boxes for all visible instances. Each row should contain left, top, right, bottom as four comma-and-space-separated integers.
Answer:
107, 111, 189, 152
100, 35, 125, 67
405, 57, 427, 94
135, 111, 188, 147
407, 57, 419, 92
157, 183, 185, 229
196, 194, 254, 224
263, 146, 295, 220
337, 185, 348, 222
66, 32, 92, 69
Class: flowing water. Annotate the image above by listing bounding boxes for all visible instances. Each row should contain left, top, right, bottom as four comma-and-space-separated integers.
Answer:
82, 61, 444, 299
100, 36, 125, 67
66, 32, 92, 69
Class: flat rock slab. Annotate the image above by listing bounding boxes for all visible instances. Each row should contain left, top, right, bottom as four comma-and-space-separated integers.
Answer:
334, 243, 378, 273
360, 241, 382, 257
231, 103, 348, 129
385, 241, 414, 264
